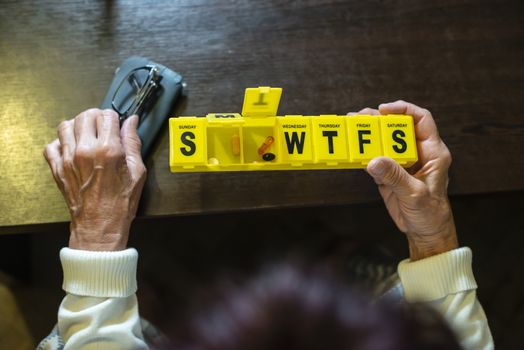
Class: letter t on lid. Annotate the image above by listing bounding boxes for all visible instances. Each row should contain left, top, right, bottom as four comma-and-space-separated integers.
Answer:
242, 87, 282, 117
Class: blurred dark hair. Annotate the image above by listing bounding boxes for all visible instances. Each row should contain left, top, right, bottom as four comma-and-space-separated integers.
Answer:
180, 264, 462, 350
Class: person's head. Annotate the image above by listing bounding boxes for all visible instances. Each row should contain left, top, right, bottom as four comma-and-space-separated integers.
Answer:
182, 264, 462, 350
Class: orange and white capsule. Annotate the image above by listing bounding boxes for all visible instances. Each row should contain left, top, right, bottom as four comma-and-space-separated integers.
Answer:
258, 136, 274, 155
231, 134, 241, 156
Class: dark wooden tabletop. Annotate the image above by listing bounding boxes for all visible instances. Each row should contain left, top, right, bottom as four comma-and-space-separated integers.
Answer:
1, 0, 523, 232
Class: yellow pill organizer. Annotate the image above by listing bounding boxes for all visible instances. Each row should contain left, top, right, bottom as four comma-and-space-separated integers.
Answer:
169, 87, 418, 172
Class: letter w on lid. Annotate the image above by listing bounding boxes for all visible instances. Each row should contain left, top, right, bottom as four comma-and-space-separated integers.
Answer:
277, 116, 314, 164
346, 116, 382, 165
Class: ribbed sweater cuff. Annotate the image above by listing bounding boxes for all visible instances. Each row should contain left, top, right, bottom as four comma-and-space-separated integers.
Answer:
60, 247, 138, 298
398, 247, 477, 302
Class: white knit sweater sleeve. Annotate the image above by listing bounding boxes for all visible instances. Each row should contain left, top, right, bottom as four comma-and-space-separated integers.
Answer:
398, 247, 494, 350
58, 247, 148, 350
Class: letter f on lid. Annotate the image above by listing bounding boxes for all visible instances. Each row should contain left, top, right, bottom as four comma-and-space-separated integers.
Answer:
347, 116, 382, 165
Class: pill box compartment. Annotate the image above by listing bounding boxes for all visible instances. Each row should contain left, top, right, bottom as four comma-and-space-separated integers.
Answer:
242, 126, 278, 164
206, 126, 243, 166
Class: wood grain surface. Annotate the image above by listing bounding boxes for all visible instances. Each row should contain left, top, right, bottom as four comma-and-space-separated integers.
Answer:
1, 0, 523, 230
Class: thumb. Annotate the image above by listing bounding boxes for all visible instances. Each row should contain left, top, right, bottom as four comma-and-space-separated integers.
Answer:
366, 157, 422, 197
121, 115, 144, 178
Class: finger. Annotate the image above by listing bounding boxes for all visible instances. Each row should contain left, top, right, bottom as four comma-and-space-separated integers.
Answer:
74, 109, 98, 145
366, 156, 424, 197
378, 100, 439, 141
57, 119, 76, 162
357, 107, 380, 116
121, 115, 146, 181
43, 139, 78, 211
73, 109, 99, 182
347, 112, 358, 116
57, 119, 81, 192
96, 109, 120, 144
46, 140, 81, 214
43, 139, 64, 188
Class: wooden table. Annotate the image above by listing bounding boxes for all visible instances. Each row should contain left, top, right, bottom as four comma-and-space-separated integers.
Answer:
1, 0, 523, 233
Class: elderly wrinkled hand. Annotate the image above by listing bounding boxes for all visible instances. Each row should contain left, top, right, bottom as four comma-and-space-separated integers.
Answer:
44, 109, 146, 251
354, 101, 458, 261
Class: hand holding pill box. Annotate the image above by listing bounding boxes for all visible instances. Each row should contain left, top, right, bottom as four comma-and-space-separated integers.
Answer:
169, 87, 417, 172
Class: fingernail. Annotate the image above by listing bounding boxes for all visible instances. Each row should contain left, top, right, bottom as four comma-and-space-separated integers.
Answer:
131, 115, 139, 127
102, 109, 116, 118
347, 112, 357, 116
368, 158, 386, 176
124, 115, 138, 128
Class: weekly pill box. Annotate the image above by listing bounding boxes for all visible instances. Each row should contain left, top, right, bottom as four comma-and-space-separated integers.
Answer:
169, 87, 417, 172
